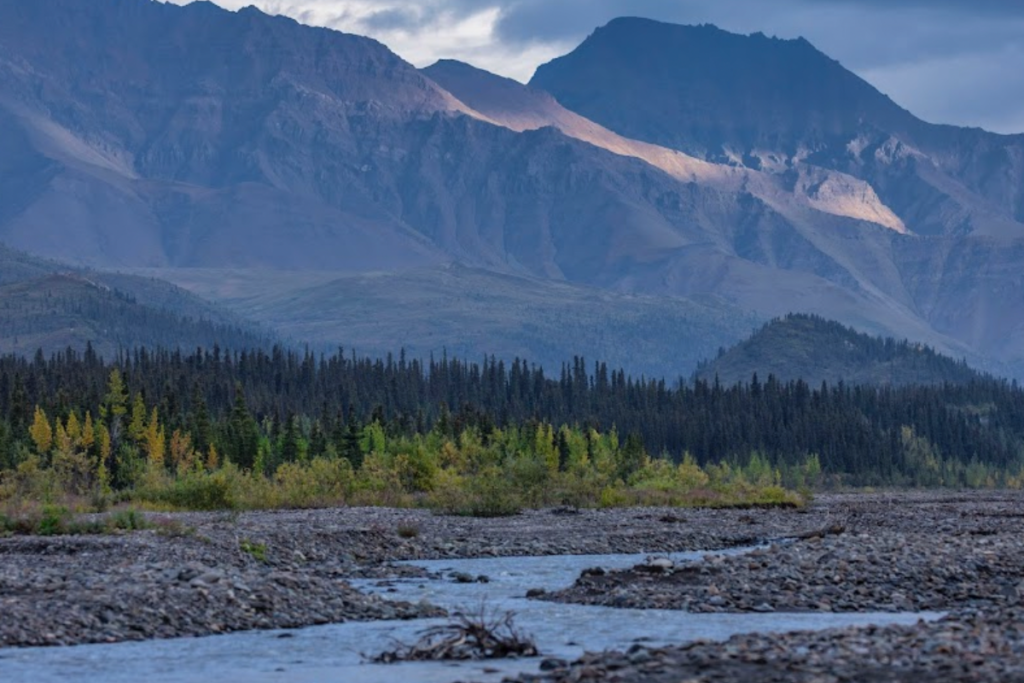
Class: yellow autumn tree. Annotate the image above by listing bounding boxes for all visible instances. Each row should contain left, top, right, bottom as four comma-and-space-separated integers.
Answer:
95, 421, 112, 494
29, 406, 53, 454
66, 412, 82, 445
53, 419, 72, 457
128, 394, 147, 444
206, 444, 220, 471
81, 412, 96, 451
145, 408, 166, 469
169, 429, 197, 474
52, 416, 93, 496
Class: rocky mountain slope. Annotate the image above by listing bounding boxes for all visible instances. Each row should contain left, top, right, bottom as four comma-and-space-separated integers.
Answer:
531, 18, 1024, 237
528, 18, 1024, 374
0, 1, 1020, 378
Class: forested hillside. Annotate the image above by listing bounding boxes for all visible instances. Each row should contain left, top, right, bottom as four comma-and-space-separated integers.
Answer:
0, 275, 269, 358
696, 314, 985, 386
0, 246, 271, 358
0, 243, 55, 285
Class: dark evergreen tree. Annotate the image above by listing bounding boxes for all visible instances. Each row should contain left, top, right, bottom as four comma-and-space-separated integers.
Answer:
342, 407, 363, 470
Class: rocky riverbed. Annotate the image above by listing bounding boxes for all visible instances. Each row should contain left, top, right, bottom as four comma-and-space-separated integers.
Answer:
543, 530, 1024, 614
0, 502, 817, 648
0, 532, 444, 648
513, 608, 1024, 683
2, 491, 1024, 668
543, 492, 1024, 614
512, 491, 1024, 683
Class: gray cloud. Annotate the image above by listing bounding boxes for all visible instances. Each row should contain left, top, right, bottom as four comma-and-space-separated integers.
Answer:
823, 0, 1024, 14
490, 0, 754, 43
864, 42, 1024, 132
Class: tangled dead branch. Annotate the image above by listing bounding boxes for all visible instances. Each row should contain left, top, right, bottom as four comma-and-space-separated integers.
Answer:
371, 608, 539, 663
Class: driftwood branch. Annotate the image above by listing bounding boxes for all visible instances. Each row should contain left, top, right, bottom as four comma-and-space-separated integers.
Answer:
371, 608, 538, 663
792, 522, 846, 540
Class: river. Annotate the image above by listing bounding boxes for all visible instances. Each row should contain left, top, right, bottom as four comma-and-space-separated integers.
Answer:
1, 548, 941, 682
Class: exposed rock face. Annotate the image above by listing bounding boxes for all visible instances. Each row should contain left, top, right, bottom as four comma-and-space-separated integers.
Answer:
0, 1, 904, 288
427, 58, 907, 235
530, 18, 1024, 236
0, 0, 462, 269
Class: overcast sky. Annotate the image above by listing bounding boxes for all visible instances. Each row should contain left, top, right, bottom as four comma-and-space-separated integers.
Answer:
167, 0, 1024, 134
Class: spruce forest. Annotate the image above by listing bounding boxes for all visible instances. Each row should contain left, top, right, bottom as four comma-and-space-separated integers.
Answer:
2, 342, 1024, 522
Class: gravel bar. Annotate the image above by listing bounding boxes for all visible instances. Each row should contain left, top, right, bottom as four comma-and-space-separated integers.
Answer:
3, 491, 1023, 660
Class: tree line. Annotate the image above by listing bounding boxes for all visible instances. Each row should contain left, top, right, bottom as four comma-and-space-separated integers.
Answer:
0, 344, 1022, 488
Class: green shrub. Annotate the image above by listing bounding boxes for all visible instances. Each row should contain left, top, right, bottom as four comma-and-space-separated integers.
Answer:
151, 469, 238, 510
240, 539, 268, 563
598, 484, 630, 508
464, 466, 522, 517
426, 466, 520, 517
38, 504, 70, 536
109, 508, 148, 531
151, 515, 195, 538
274, 457, 353, 508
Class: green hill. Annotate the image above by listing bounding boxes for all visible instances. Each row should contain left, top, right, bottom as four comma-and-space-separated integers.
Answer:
0, 246, 270, 358
695, 314, 986, 386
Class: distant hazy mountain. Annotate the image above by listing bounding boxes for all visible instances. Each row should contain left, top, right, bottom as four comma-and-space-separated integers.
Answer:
0, 0, 458, 270
695, 314, 986, 387
146, 263, 760, 378
0, 2, 1021, 379
0, 245, 269, 358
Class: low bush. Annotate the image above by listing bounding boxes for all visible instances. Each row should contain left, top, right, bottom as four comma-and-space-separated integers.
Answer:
109, 508, 149, 531
240, 539, 268, 563
396, 522, 421, 539
3, 420, 817, 517
144, 467, 240, 511
38, 504, 71, 535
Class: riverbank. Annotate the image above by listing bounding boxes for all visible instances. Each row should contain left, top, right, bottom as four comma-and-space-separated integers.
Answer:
544, 492, 1024, 613
1, 491, 1022, 658
513, 607, 1024, 683
514, 490, 1024, 683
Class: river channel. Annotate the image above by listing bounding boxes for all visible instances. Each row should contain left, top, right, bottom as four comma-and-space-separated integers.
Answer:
1, 548, 941, 682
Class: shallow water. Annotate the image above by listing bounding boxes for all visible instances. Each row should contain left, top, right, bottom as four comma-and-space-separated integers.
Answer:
1, 549, 942, 683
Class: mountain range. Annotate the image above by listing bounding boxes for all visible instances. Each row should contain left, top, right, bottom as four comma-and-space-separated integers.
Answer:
0, 0, 1020, 379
